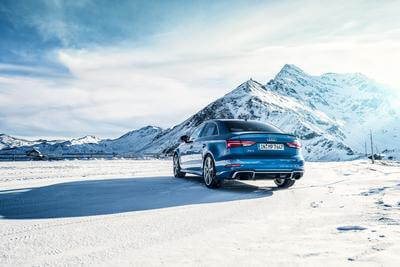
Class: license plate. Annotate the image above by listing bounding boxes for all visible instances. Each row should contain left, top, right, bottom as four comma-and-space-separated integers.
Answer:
259, 143, 284, 151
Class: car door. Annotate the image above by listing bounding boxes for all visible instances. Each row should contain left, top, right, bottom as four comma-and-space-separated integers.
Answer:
180, 123, 205, 170
190, 122, 219, 172
178, 139, 192, 170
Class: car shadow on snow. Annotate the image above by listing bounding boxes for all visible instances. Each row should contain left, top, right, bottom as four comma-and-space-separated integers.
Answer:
0, 176, 274, 219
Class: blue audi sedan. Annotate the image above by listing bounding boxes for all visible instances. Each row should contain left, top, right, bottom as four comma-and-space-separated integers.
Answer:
173, 119, 304, 188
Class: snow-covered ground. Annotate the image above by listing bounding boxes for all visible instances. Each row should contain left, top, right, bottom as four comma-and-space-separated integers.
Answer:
0, 159, 399, 266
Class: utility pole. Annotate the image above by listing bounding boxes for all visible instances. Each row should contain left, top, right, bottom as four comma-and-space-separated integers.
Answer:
370, 130, 375, 164
364, 141, 367, 157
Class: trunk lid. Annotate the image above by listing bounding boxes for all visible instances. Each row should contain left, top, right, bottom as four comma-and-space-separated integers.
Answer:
234, 132, 298, 157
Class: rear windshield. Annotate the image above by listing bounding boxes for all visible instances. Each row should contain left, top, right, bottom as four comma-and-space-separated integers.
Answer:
224, 121, 281, 133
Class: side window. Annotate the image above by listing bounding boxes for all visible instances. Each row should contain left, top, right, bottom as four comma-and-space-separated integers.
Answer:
201, 123, 218, 137
190, 124, 204, 140
200, 123, 211, 137
211, 123, 219, 135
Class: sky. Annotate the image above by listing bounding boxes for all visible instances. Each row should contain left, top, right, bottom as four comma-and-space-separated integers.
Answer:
0, 0, 399, 139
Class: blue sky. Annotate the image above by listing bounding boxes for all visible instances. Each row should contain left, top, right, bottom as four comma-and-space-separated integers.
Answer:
0, 0, 399, 139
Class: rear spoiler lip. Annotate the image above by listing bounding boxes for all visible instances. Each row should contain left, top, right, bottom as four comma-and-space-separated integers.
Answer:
231, 131, 296, 137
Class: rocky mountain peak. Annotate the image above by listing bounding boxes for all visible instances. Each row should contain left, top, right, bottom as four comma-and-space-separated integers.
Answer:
117, 125, 162, 140
70, 135, 101, 145
274, 64, 307, 80
227, 79, 268, 99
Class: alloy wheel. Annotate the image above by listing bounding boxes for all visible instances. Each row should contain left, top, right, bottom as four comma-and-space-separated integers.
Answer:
274, 178, 295, 188
203, 157, 214, 186
173, 155, 179, 176
173, 154, 185, 178
274, 178, 285, 186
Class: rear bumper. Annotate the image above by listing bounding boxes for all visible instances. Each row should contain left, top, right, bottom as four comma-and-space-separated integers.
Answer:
231, 170, 304, 180
215, 157, 304, 180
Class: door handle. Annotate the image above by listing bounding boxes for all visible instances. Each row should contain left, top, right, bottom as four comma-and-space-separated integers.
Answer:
190, 145, 193, 149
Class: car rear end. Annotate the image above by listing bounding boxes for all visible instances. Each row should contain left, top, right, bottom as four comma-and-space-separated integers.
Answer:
215, 121, 304, 181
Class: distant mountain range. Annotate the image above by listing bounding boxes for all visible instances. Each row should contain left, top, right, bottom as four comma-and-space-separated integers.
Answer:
1, 64, 399, 160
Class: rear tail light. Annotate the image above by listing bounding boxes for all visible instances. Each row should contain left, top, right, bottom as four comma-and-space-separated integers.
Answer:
226, 140, 256, 149
225, 163, 241, 167
286, 141, 301, 149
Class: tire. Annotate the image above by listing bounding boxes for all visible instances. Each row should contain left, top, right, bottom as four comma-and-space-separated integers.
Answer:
203, 156, 221, 189
274, 178, 295, 188
173, 154, 186, 178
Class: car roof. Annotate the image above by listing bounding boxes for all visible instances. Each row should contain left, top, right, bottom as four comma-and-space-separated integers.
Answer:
208, 119, 245, 122
206, 119, 253, 123
205, 119, 280, 130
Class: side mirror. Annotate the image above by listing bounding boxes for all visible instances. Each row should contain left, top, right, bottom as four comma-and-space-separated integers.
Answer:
180, 135, 190, 143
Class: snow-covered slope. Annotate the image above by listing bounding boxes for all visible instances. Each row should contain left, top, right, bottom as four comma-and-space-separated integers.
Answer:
107, 126, 163, 153
1, 160, 400, 266
139, 78, 355, 160
1, 65, 398, 160
267, 65, 400, 154
0, 134, 40, 150
70, 135, 101, 145
139, 65, 399, 160
0, 126, 162, 156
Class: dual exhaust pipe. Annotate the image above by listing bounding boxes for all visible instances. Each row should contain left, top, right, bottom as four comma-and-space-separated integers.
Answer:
232, 171, 304, 180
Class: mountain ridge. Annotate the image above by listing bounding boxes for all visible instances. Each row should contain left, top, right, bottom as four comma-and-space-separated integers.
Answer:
1, 64, 399, 160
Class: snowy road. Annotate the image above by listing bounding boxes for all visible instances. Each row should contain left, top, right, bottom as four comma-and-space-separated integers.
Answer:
0, 160, 399, 266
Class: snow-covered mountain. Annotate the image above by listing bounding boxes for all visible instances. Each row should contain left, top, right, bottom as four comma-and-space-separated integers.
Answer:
136, 78, 354, 160
0, 126, 162, 157
69, 135, 101, 146
107, 126, 163, 153
267, 65, 400, 159
1, 64, 399, 160
137, 64, 399, 160
1, 134, 35, 150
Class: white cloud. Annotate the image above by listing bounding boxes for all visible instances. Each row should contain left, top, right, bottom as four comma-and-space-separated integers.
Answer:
1, 0, 400, 138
